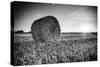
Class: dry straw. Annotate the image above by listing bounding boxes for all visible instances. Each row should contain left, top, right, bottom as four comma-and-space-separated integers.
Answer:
31, 16, 61, 43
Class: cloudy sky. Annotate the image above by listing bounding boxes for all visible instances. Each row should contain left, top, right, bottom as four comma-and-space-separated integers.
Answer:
12, 1, 97, 32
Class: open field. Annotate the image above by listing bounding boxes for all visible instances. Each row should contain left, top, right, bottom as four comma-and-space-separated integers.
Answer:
12, 33, 97, 66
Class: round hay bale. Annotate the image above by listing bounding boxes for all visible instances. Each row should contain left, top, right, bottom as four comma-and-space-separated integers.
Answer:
31, 16, 61, 42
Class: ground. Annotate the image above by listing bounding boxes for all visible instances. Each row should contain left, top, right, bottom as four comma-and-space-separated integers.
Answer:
12, 33, 97, 66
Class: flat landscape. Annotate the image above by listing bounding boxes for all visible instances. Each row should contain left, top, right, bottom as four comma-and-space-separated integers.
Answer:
12, 33, 97, 66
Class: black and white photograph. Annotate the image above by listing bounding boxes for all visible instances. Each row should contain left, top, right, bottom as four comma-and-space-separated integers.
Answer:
11, 1, 97, 66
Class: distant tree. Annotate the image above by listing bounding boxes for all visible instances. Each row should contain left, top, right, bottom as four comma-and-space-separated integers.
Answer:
15, 30, 24, 33
91, 32, 97, 35
28, 31, 31, 33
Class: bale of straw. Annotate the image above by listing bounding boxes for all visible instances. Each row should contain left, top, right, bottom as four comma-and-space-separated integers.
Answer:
31, 16, 61, 42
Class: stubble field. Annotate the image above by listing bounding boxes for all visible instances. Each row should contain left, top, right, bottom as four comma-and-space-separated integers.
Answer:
12, 33, 97, 66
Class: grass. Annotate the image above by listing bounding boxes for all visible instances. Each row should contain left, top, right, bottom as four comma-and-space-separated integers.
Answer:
13, 33, 97, 66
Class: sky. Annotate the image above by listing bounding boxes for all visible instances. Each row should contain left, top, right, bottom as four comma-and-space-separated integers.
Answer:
12, 1, 97, 32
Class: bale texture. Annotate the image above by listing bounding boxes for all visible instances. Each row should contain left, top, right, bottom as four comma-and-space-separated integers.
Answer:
31, 16, 61, 42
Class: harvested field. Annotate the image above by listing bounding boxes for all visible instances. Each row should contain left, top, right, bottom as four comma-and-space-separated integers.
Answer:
12, 33, 97, 66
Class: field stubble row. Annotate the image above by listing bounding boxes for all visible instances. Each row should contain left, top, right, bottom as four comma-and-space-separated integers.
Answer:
13, 34, 97, 65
